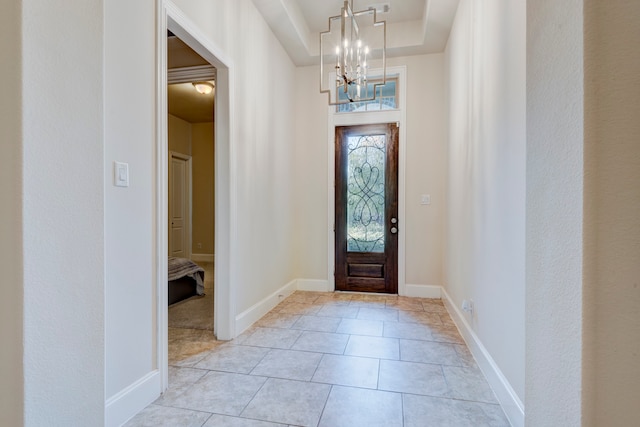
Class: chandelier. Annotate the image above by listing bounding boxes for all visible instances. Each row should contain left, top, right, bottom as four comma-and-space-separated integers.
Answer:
320, 0, 387, 105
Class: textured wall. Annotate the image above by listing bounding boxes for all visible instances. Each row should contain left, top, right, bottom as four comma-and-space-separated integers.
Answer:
526, 0, 585, 425
104, 0, 156, 399
22, 0, 106, 424
583, 0, 640, 424
445, 0, 526, 405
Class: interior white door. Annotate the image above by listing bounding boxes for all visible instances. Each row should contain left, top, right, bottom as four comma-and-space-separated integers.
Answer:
169, 153, 192, 259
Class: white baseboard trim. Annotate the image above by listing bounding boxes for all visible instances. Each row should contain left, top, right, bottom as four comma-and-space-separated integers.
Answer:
105, 370, 160, 427
441, 288, 524, 427
235, 279, 297, 335
403, 284, 442, 299
296, 279, 331, 292
191, 253, 214, 263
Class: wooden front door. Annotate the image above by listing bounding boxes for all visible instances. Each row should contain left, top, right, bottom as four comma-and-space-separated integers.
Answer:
335, 123, 399, 294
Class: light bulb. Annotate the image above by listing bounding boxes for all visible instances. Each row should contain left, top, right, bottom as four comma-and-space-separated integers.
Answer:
192, 81, 214, 95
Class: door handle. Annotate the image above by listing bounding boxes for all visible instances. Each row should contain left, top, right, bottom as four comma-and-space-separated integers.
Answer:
391, 217, 398, 234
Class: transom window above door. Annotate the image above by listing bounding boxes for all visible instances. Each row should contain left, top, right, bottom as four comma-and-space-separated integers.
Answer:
336, 77, 399, 113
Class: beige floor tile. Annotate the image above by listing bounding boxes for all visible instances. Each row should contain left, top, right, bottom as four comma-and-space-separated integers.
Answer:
318, 386, 403, 427
291, 331, 349, 354
399, 339, 466, 366
291, 315, 341, 332
378, 359, 448, 396
443, 365, 499, 403
250, 349, 323, 381
357, 307, 400, 322
336, 318, 384, 336
349, 300, 388, 309
316, 304, 360, 319
327, 292, 355, 301
430, 324, 465, 344
314, 296, 352, 306
277, 302, 322, 315
168, 328, 220, 367
286, 291, 322, 304
344, 335, 400, 360
135, 291, 501, 426
398, 310, 444, 326
124, 404, 211, 427
385, 298, 425, 312
203, 415, 287, 426
422, 299, 448, 313
160, 371, 267, 415
403, 394, 509, 427
453, 343, 480, 368
383, 321, 433, 341
255, 312, 300, 329
194, 344, 269, 373
240, 378, 331, 427
241, 327, 302, 349
154, 366, 208, 405
351, 294, 388, 303
312, 354, 379, 389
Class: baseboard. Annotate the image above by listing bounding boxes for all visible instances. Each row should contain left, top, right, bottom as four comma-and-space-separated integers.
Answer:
441, 288, 524, 427
235, 279, 297, 335
296, 279, 331, 292
191, 253, 214, 263
105, 370, 161, 427
403, 284, 442, 299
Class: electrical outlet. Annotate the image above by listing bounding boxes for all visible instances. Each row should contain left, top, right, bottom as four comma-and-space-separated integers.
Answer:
197, 243, 202, 249
462, 299, 474, 314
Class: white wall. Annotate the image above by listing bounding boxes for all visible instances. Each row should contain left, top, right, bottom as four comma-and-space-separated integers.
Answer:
583, 1, 640, 425
104, 0, 298, 422
445, 0, 526, 414
526, 1, 585, 425
293, 54, 447, 289
0, 1, 24, 425
21, 0, 106, 425
104, 0, 156, 401
169, 0, 298, 313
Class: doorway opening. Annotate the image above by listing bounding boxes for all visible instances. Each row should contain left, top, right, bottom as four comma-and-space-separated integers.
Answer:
157, 1, 235, 394
166, 31, 215, 354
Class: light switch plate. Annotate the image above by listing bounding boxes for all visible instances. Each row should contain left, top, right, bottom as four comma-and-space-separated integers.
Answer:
421, 194, 431, 205
114, 161, 129, 187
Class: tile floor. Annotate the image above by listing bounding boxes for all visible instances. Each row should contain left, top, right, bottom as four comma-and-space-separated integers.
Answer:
126, 291, 510, 427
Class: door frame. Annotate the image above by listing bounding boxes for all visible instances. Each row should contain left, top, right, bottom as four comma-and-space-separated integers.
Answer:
327, 66, 407, 295
335, 123, 399, 293
168, 151, 192, 260
156, 0, 237, 394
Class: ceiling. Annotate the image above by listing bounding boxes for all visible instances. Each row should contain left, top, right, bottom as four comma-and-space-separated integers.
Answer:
168, 36, 215, 124
251, 0, 460, 66
168, 0, 460, 122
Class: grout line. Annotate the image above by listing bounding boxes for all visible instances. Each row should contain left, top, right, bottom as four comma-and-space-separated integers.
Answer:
316, 384, 334, 427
